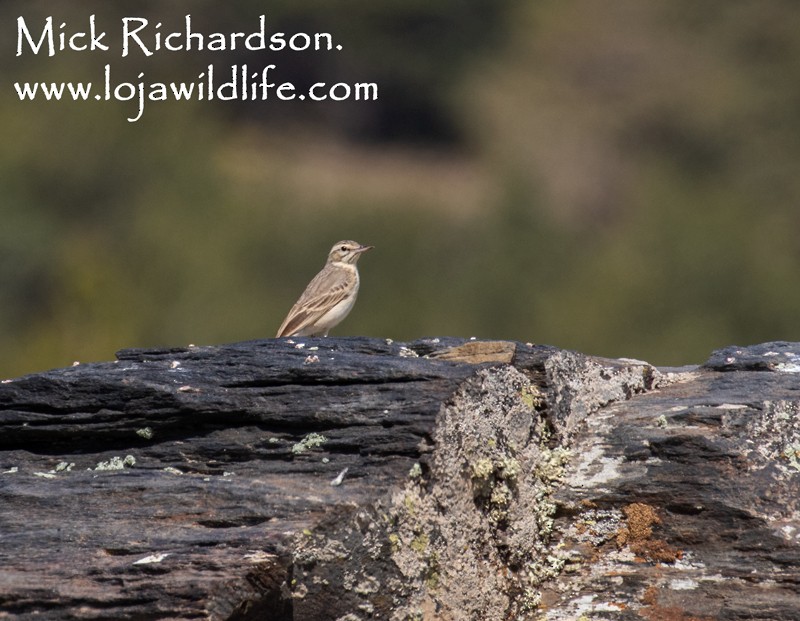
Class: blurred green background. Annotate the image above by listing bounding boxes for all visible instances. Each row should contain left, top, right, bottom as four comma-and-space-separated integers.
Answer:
3, 0, 800, 377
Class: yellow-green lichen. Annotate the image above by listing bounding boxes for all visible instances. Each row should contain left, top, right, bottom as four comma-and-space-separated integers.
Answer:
520, 385, 543, 410
782, 442, 800, 471
403, 492, 417, 516
500, 456, 521, 481
490, 483, 512, 508
425, 571, 440, 591
471, 458, 494, 480
518, 586, 542, 613
136, 427, 154, 439
92, 455, 136, 471
410, 533, 429, 555
534, 446, 571, 482
291, 432, 327, 454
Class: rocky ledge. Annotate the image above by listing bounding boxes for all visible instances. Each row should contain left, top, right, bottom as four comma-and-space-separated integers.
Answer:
1, 338, 799, 620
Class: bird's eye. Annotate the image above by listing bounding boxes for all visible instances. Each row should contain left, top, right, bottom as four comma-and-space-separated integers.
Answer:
340, 245, 348, 252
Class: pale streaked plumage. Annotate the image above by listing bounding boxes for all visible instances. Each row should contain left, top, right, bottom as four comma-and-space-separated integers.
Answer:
276, 240, 373, 337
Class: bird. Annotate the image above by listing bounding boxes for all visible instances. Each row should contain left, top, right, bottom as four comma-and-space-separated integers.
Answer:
276, 240, 373, 338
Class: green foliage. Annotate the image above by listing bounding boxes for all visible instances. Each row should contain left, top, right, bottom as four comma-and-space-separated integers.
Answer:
3, 0, 800, 376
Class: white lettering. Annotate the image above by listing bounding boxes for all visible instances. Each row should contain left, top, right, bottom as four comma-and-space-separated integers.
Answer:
245, 16, 266, 50
122, 17, 151, 57
17, 16, 54, 56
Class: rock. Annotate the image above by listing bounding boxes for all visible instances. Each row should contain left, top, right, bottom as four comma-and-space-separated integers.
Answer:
0, 338, 798, 620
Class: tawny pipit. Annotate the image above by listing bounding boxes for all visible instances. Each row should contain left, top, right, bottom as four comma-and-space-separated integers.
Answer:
276, 240, 373, 338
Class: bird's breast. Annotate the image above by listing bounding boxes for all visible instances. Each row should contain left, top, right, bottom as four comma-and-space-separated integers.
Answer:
315, 282, 359, 332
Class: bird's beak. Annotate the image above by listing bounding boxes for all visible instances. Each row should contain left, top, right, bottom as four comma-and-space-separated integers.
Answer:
356, 245, 374, 253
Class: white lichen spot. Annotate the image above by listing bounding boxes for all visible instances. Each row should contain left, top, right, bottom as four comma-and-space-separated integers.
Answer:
170, 360, 181, 369
72, 361, 80, 366
1, 379, 13, 384
2, 466, 18, 474
715, 403, 747, 410
292, 432, 327, 454
408, 462, 423, 479
358, 601, 375, 614
304, 355, 320, 365
570, 445, 622, 489
672, 554, 708, 573
330, 467, 349, 486
54, 461, 74, 473
133, 552, 170, 565
398, 346, 418, 358
670, 578, 699, 590
354, 574, 380, 595
294, 342, 306, 349
385, 338, 394, 345
162, 467, 183, 475
33, 472, 57, 479
243, 550, 277, 563
223, 471, 235, 477
656, 414, 668, 428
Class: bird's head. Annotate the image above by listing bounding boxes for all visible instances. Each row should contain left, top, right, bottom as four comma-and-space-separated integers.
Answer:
327, 240, 373, 265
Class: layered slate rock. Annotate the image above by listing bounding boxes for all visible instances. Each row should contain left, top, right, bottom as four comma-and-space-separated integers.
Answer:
0, 338, 798, 620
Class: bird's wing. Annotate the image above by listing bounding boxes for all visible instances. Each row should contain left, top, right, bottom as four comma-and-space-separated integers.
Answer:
276, 267, 356, 337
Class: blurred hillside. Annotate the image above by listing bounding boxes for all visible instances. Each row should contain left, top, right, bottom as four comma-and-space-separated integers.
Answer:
2, 0, 800, 377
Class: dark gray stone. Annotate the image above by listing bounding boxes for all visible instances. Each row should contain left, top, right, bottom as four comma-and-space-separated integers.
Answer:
0, 339, 798, 620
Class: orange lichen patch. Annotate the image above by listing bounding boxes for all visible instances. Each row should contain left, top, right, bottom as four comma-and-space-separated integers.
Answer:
616, 503, 660, 545
641, 585, 659, 606
631, 538, 683, 564
616, 503, 682, 563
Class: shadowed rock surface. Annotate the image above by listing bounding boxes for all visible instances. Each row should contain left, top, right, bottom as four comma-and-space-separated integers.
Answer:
0, 338, 798, 620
